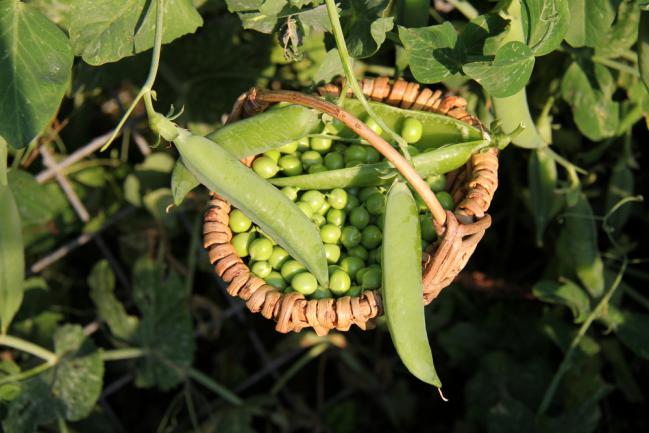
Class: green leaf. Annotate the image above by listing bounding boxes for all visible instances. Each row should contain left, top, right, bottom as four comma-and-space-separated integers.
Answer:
171, 158, 199, 206
561, 60, 619, 141
0, 184, 24, 334
206, 105, 321, 159
8, 169, 55, 225
564, 0, 618, 48
639, 10, 649, 91
399, 22, 462, 83
69, 0, 203, 65
555, 192, 605, 298
521, 0, 570, 56
342, 0, 394, 58
51, 324, 104, 421
457, 13, 509, 57
2, 379, 57, 433
600, 307, 649, 360
0, 360, 21, 402
381, 181, 441, 387
88, 260, 139, 340
463, 41, 535, 98
0, 0, 73, 149
532, 279, 591, 323
297, 4, 331, 33
605, 156, 634, 234
231, 0, 286, 33
528, 147, 558, 246
594, 0, 641, 58
133, 258, 195, 390
26, 0, 74, 30
314, 48, 344, 83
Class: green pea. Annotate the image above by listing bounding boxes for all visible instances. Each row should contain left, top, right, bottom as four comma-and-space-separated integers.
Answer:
291, 272, 318, 295
361, 225, 382, 249
277, 141, 299, 154
324, 118, 346, 135
341, 226, 362, 248
365, 147, 381, 163
356, 267, 370, 284
297, 137, 310, 151
414, 192, 428, 212
332, 143, 347, 153
249, 238, 274, 261
229, 209, 252, 233
326, 208, 346, 226
301, 150, 323, 168
265, 271, 286, 289
329, 270, 352, 295
311, 137, 333, 153
317, 200, 331, 215
232, 232, 255, 257
251, 261, 272, 278
365, 116, 383, 136
264, 149, 281, 162
368, 246, 381, 264
308, 164, 328, 174
297, 201, 314, 218
349, 207, 370, 229
375, 213, 385, 230
281, 260, 306, 282
340, 256, 365, 280
347, 245, 369, 261
320, 224, 342, 244
324, 244, 341, 264
359, 186, 380, 202
302, 190, 326, 212
328, 264, 343, 274
327, 188, 348, 210
420, 215, 437, 242
365, 193, 386, 215
344, 194, 360, 212
278, 155, 303, 176
348, 286, 362, 297
324, 152, 345, 170
281, 186, 299, 201
312, 287, 333, 299
311, 213, 326, 227
252, 156, 279, 179
268, 247, 290, 270
426, 174, 446, 192
436, 191, 455, 210
361, 267, 381, 289
401, 118, 423, 144
344, 145, 367, 163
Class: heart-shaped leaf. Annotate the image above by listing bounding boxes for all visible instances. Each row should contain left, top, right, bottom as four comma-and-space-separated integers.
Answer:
399, 22, 462, 83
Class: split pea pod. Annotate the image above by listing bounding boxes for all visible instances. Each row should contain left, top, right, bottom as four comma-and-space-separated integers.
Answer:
269, 139, 491, 190
382, 180, 441, 388
173, 129, 329, 286
0, 183, 25, 334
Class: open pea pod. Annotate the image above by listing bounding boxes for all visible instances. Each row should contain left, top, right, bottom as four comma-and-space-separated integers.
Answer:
0, 183, 25, 334
340, 99, 483, 149
206, 105, 321, 159
270, 139, 490, 190
173, 130, 329, 286
381, 181, 441, 388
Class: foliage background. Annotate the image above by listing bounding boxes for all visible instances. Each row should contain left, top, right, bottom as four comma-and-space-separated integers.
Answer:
1, 0, 649, 432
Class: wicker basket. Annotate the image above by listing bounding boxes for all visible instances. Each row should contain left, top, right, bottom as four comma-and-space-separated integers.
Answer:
203, 77, 499, 336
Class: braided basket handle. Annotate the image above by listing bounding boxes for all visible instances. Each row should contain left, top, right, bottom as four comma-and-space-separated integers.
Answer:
239, 88, 450, 231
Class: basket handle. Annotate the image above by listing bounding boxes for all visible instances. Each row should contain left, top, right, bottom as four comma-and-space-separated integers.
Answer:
252, 88, 448, 231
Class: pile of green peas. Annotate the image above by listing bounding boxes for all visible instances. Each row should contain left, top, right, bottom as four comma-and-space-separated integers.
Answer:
230, 117, 455, 299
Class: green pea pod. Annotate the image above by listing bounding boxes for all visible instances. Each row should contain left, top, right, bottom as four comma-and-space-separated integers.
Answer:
381, 180, 441, 388
639, 10, 649, 91
528, 147, 557, 247
341, 99, 483, 149
173, 130, 329, 286
270, 140, 490, 190
171, 158, 199, 206
0, 183, 25, 334
206, 105, 320, 159
556, 192, 604, 298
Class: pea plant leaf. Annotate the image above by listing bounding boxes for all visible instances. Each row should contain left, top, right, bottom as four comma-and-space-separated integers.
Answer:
555, 192, 605, 298
8, 170, 54, 226
521, 0, 570, 56
132, 258, 195, 390
463, 41, 535, 98
87, 260, 139, 340
593, 0, 641, 58
226, 0, 330, 34
340, 0, 393, 58
563, 0, 619, 48
68, 0, 203, 65
171, 158, 199, 206
528, 147, 559, 246
561, 60, 620, 141
50, 324, 105, 421
0, 0, 73, 149
457, 13, 509, 57
1, 378, 57, 433
398, 22, 462, 83
605, 156, 634, 235
599, 307, 649, 360
314, 48, 344, 83
532, 279, 591, 323
0, 184, 24, 335
637, 8, 649, 91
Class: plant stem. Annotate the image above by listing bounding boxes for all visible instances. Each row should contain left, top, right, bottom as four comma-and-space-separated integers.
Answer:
100, 347, 146, 361
323, 0, 411, 159
0, 136, 7, 186
0, 361, 56, 386
186, 367, 243, 406
446, 0, 479, 20
537, 259, 628, 415
592, 56, 639, 77
0, 334, 58, 363
100, 0, 165, 151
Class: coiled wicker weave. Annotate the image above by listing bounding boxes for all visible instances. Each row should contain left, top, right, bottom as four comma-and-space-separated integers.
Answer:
203, 78, 499, 336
